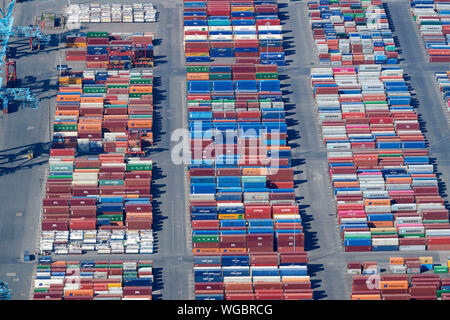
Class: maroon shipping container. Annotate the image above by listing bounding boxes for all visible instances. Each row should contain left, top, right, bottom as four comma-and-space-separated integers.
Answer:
250, 253, 278, 266
123, 287, 152, 295
345, 246, 372, 252
226, 293, 255, 300
42, 220, 69, 231
195, 283, 224, 291
383, 294, 411, 300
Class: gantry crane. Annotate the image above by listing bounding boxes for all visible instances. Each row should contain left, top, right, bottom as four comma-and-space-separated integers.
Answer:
0, 1, 41, 113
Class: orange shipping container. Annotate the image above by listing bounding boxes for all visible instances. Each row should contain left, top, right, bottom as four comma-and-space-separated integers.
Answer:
80, 97, 103, 103
187, 73, 209, 80
127, 120, 152, 128
364, 199, 391, 206
78, 123, 102, 131
64, 289, 94, 297
379, 281, 408, 290
389, 257, 404, 265
57, 95, 80, 102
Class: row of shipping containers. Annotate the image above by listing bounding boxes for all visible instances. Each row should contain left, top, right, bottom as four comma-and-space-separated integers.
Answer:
65, 32, 154, 69
55, 69, 154, 152
194, 253, 312, 300
39, 32, 157, 255
410, 0, 450, 62
184, 0, 285, 64
435, 71, 450, 116
185, 0, 312, 300
308, 0, 399, 65
310, 65, 450, 252
33, 260, 153, 300
350, 256, 450, 300
42, 151, 153, 255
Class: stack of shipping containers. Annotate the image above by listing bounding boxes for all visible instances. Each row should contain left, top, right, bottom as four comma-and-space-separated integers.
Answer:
311, 65, 450, 252
33, 260, 153, 300
410, 0, 450, 63
40, 31, 156, 255
349, 256, 450, 300
184, 0, 312, 300
308, 0, 398, 66
307, 0, 450, 254
66, 32, 154, 69
183, 0, 285, 65
435, 71, 450, 116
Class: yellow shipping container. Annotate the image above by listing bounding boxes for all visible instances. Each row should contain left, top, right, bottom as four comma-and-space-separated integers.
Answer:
419, 256, 433, 265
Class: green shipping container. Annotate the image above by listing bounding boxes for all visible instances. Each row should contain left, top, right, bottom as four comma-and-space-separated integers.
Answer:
99, 180, 124, 186
107, 84, 129, 89
97, 215, 123, 221
209, 73, 232, 80
437, 289, 450, 298
126, 164, 152, 171
37, 265, 51, 270
423, 220, 449, 224
34, 288, 49, 293
187, 66, 209, 73
84, 87, 106, 94
241, 176, 266, 183
130, 79, 153, 85
370, 230, 397, 236
129, 93, 152, 98
256, 73, 278, 80
54, 124, 77, 132
434, 266, 448, 273
50, 164, 73, 171
192, 235, 219, 243
129, 115, 153, 119
48, 174, 73, 179
344, 234, 371, 239
87, 31, 109, 38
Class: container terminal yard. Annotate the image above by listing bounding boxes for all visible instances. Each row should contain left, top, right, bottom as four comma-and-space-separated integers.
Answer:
0, 0, 449, 302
